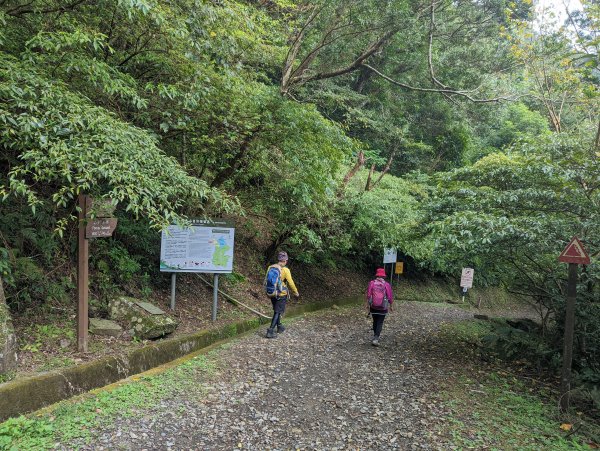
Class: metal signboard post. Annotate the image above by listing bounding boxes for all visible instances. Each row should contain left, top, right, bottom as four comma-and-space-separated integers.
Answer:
558, 236, 591, 411
77, 195, 118, 352
460, 267, 474, 303
77, 195, 89, 353
160, 219, 234, 321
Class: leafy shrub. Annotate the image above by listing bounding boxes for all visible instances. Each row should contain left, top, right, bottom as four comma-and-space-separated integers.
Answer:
0, 416, 54, 450
481, 322, 559, 370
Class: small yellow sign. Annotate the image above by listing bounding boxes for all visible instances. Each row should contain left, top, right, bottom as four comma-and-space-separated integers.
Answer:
395, 262, 404, 274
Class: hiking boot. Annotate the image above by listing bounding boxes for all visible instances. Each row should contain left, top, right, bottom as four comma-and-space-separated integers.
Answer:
277, 324, 286, 333
266, 328, 277, 339
372, 337, 380, 346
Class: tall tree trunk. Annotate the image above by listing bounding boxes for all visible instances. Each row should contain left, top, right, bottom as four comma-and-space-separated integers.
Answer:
364, 163, 376, 191
0, 278, 18, 375
370, 148, 397, 190
338, 151, 365, 196
365, 148, 396, 191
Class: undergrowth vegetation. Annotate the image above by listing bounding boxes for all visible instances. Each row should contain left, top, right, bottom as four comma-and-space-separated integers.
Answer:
438, 371, 600, 449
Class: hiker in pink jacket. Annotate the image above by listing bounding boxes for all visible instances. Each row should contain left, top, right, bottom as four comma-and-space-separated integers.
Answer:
366, 267, 393, 346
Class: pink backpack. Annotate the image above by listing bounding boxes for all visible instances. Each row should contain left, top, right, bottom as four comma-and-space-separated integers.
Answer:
369, 279, 389, 310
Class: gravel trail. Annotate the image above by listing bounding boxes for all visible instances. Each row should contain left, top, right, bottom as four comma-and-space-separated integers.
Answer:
71, 302, 478, 450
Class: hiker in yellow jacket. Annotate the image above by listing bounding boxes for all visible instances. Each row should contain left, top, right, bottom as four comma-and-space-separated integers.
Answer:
265, 251, 299, 338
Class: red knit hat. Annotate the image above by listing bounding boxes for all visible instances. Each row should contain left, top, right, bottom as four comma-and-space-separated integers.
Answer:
375, 268, 386, 278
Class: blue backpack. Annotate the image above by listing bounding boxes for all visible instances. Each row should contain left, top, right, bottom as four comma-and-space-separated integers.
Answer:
264, 264, 284, 299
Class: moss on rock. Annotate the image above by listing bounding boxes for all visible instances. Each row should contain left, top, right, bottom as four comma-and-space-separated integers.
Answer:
109, 296, 178, 339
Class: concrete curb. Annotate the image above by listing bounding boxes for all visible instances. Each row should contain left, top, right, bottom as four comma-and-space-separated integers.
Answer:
0, 297, 360, 422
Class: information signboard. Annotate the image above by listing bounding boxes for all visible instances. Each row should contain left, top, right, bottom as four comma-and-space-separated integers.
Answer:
383, 248, 397, 264
460, 267, 474, 288
160, 219, 235, 273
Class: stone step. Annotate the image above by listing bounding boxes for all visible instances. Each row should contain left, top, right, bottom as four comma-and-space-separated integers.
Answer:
89, 318, 123, 337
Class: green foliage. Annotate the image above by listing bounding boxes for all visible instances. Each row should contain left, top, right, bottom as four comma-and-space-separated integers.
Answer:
439, 319, 495, 361
343, 171, 424, 255
20, 322, 75, 356
439, 372, 599, 449
0, 372, 15, 384
0, 0, 597, 407
409, 132, 599, 407
0, 416, 55, 450
0, 54, 233, 230
418, 134, 599, 292
487, 102, 552, 150
223, 272, 247, 286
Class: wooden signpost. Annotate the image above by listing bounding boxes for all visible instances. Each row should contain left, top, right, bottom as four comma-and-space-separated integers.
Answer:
77, 195, 117, 352
558, 236, 591, 411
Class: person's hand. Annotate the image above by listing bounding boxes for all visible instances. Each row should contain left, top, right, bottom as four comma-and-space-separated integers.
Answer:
294, 292, 300, 298
389, 305, 394, 313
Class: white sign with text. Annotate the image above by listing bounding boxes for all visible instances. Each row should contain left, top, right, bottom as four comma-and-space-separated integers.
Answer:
383, 248, 397, 264
160, 219, 234, 273
460, 267, 474, 288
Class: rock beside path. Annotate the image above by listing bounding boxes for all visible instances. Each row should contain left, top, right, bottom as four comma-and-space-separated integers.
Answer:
109, 296, 178, 339
89, 318, 122, 337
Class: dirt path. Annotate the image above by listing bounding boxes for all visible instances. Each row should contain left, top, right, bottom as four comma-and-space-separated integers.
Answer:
67, 302, 480, 450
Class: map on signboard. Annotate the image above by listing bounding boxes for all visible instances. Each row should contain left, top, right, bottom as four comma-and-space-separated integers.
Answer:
159, 219, 235, 273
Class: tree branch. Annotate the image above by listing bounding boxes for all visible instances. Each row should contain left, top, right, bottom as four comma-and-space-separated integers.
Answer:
338, 150, 365, 195
365, 163, 376, 191
362, 64, 515, 103
371, 148, 397, 190
281, 6, 322, 95
283, 28, 398, 95
6, 0, 88, 16
428, 0, 448, 90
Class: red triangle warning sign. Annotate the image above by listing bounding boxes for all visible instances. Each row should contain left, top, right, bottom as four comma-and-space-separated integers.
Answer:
558, 236, 591, 265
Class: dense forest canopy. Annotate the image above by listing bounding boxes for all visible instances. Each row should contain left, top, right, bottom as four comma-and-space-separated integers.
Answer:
0, 0, 598, 401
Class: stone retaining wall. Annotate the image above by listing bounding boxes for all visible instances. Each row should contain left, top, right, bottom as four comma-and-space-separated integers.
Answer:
0, 297, 360, 422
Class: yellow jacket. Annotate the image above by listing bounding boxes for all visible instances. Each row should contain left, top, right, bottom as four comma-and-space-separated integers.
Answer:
267, 264, 299, 297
